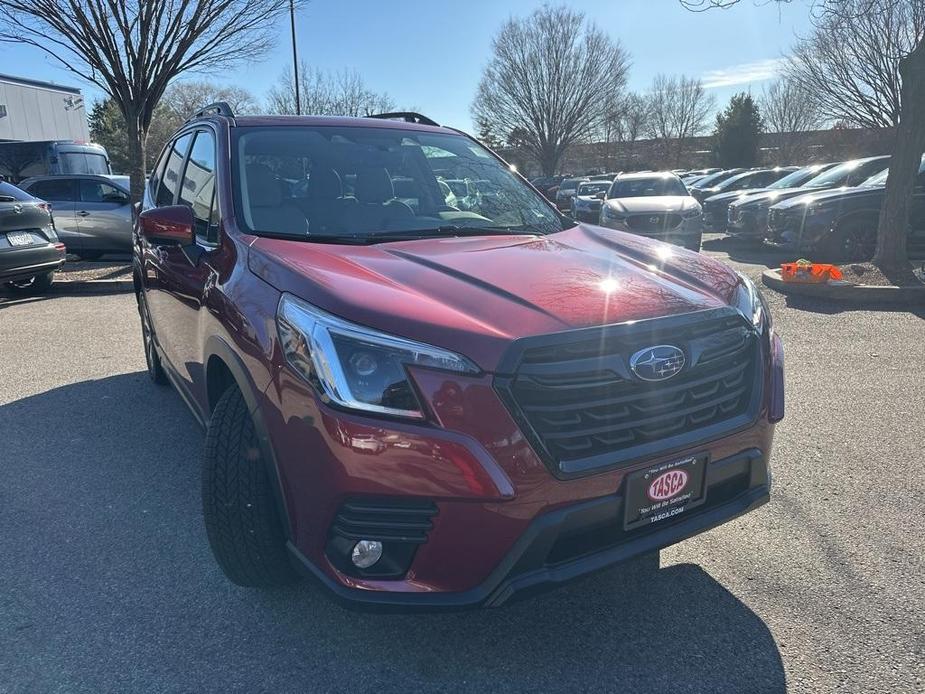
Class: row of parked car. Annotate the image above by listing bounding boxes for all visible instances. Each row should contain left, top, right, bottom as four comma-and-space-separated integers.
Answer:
531, 155, 925, 261
0, 173, 133, 294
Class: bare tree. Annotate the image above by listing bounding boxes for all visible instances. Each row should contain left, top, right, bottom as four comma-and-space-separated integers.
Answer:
266, 63, 395, 117
760, 77, 826, 163
471, 5, 630, 175
0, 0, 296, 200
785, 1, 924, 128
597, 92, 651, 170
680, 0, 925, 272
646, 74, 716, 166
145, 81, 259, 163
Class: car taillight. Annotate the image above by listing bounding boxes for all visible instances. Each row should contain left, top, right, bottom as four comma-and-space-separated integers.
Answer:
769, 332, 785, 423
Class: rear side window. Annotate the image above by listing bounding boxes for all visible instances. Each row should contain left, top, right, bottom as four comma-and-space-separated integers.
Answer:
180, 131, 218, 242
0, 181, 35, 202
156, 133, 193, 207
26, 178, 77, 202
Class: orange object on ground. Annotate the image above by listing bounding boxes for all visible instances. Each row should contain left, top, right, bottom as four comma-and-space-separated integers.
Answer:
780, 262, 843, 283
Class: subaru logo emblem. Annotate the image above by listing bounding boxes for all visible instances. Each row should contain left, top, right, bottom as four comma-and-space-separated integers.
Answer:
648, 216, 660, 225
629, 345, 685, 382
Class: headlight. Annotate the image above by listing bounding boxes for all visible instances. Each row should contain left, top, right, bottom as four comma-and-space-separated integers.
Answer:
277, 294, 479, 419
735, 272, 771, 330
601, 206, 624, 221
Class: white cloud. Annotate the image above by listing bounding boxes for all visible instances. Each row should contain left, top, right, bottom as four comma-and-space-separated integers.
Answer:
700, 58, 789, 89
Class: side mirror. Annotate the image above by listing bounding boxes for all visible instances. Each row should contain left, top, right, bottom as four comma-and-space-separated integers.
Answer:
138, 205, 194, 246
596, 192, 606, 200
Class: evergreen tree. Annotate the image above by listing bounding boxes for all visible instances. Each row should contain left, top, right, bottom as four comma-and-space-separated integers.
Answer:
712, 93, 763, 167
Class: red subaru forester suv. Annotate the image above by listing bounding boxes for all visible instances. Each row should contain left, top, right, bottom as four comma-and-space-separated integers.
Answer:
133, 105, 784, 608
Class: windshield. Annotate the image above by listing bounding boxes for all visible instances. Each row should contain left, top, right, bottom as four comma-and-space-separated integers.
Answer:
232, 126, 566, 241
803, 159, 883, 189
768, 167, 825, 190
693, 169, 740, 188
608, 176, 687, 198
559, 178, 586, 191
59, 151, 110, 175
862, 156, 925, 187
577, 182, 610, 196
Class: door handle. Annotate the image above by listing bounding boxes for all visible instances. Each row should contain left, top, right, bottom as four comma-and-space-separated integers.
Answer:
78, 210, 90, 217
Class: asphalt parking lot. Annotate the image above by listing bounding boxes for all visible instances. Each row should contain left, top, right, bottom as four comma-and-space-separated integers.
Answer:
1, 236, 923, 693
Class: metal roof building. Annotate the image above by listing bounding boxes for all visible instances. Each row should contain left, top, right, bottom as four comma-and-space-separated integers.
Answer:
0, 73, 90, 142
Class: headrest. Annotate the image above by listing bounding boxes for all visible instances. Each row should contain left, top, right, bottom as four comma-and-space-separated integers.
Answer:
246, 164, 282, 207
306, 167, 342, 200
354, 168, 394, 203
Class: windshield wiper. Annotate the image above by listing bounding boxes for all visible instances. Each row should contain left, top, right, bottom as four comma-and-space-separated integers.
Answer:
369, 225, 546, 240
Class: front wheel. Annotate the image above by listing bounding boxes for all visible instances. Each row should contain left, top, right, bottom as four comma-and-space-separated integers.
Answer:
4, 270, 54, 295
821, 218, 877, 263
202, 386, 298, 587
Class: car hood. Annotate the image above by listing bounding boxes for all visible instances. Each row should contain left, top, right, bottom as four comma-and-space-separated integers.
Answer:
772, 185, 884, 211
734, 187, 825, 209
602, 196, 697, 214
248, 224, 741, 371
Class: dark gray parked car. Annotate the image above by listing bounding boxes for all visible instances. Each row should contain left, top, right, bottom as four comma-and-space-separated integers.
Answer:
19, 174, 132, 260
0, 181, 65, 294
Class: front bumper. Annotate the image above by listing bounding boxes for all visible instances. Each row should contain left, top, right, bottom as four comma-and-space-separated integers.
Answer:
727, 207, 768, 238
702, 202, 731, 231
289, 448, 770, 609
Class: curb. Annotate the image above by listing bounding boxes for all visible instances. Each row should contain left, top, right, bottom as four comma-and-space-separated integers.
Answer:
51, 279, 134, 295
761, 268, 925, 306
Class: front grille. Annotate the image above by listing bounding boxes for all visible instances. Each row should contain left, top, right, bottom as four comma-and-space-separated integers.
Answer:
496, 309, 761, 477
626, 213, 682, 233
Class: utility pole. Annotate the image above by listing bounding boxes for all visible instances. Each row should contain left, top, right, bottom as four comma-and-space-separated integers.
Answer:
289, 0, 301, 114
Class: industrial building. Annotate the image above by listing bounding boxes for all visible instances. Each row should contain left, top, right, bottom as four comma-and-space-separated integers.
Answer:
0, 72, 90, 142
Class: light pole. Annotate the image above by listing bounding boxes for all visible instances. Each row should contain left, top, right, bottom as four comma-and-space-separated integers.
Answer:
289, 0, 301, 115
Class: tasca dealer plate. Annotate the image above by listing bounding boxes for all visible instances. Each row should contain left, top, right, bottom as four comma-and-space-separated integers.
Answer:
624, 454, 707, 531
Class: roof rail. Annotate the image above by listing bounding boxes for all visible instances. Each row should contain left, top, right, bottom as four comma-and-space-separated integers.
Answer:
368, 112, 440, 127
188, 102, 235, 122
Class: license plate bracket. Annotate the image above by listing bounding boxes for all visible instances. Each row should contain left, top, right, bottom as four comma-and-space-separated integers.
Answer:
624, 454, 708, 531
7, 231, 33, 247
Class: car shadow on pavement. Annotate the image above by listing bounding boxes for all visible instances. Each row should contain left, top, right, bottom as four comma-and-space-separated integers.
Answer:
780, 294, 925, 318
1, 373, 785, 694
701, 235, 793, 268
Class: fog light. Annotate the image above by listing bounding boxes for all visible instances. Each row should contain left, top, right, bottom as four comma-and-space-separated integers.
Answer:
351, 540, 383, 568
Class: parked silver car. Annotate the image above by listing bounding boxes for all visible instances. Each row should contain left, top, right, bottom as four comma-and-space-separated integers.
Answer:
19, 174, 132, 260
598, 172, 703, 251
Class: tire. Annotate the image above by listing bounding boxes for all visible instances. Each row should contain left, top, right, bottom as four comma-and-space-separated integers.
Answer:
202, 386, 297, 587
137, 291, 167, 385
4, 270, 54, 295
821, 217, 877, 263
76, 251, 104, 261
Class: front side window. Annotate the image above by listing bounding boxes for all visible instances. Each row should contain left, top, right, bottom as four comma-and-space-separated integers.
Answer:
231, 126, 566, 241
608, 176, 687, 198
156, 133, 193, 207
180, 131, 218, 241
80, 180, 128, 204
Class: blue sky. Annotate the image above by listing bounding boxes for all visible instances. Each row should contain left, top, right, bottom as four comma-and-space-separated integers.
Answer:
2, 0, 813, 130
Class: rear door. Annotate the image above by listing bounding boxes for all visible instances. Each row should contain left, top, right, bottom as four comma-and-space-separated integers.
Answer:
76, 179, 133, 253
21, 178, 80, 253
